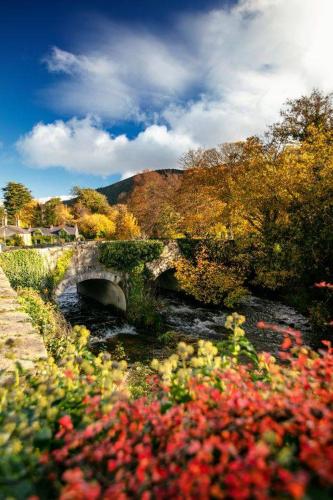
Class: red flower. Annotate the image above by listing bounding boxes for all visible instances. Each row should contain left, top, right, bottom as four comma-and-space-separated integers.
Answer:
314, 281, 333, 289
63, 369, 75, 379
63, 468, 84, 483
59, 415, 73, 431
281, 337, 292, 350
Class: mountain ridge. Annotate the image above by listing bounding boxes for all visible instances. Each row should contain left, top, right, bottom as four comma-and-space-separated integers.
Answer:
96, 168, 183, 205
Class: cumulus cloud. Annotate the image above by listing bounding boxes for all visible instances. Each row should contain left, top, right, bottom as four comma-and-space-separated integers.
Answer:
18, 0, 333, 174
17, 117, 196, 176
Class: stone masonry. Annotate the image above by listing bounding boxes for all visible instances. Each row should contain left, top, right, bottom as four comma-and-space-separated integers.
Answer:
0, 267, 47, 376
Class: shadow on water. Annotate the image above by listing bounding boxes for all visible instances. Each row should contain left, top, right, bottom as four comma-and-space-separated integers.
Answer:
57, 285, 318, 363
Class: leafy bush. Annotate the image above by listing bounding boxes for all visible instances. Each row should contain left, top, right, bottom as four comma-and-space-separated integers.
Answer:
175, 240, 251, 307
2, 291, 333, 498
99, 240, 163, 271
42, 319, 333, 499
17, 288, 69, 359
126, 264, 163, 332
31, 235, 54, 246
47, 248, 74, 293
0, 248, 74, 296
175, 245, 248, 307
0, 249, 48, 290
3, 234, 24, 247
0, 325, 127, 499
18, 288, 57, 337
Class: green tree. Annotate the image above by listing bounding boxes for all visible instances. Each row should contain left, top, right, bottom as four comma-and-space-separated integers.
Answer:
71, 186, 110, 215
43, 197, 62, 226
2, 182, 32, 225
0, 205, 5, 224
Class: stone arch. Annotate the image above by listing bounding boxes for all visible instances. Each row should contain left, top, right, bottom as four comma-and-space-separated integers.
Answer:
55, 270, 127, 312
154, 267, 180, 292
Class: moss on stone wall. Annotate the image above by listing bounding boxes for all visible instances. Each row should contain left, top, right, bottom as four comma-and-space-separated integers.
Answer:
47, 248, 74, 292
99, 240, 163, 271
0, 248, 74, 296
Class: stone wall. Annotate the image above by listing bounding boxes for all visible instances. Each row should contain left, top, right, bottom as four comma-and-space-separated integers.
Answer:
34, 243, 76, 271
146, 240, 181, 278
0, 267, 47, 377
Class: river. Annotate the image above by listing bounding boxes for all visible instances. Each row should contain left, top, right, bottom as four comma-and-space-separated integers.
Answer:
57, 286, 318, 363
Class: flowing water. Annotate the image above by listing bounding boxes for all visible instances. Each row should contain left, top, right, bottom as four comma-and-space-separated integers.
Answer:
57, 286, 318, 363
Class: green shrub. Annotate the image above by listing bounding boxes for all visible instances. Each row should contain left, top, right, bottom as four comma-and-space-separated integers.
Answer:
4, 234, 24, 247
17, 288, 69, 359
99, 240, 163, 271
47, 248, 74, 292
18, 288, 57, 337
0, 250, 48, 290
0, 325, 127, 499
127, 264, 163, 332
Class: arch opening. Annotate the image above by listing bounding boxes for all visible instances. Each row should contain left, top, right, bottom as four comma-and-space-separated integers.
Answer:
77, 278, 127, 312
155, 268, 180, 292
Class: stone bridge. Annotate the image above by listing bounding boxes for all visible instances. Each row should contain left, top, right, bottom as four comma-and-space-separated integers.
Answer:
37, 240, 181, 312
0, 240, 180, 375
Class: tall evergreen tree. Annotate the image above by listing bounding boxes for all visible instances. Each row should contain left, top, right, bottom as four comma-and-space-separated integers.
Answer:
2, 182, 32, 225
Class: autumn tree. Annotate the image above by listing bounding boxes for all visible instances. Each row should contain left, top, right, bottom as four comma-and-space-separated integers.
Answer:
127, 171, 182, 238
175, 242, 248, 307
2, 182, 32, 225
78, 213, 116, 240
113, 205, 141, 240
178, 142, 254, 238
43, 198, 73, 226
269, 89, 333, 146
19, 200, 40, 228
72, 187, 111, 216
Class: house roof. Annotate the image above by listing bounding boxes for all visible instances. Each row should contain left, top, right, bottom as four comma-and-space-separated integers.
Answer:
0, 225, 79, 237
29, 227, 53, 235
48, 225, 78, 235
0, 225, 30, 236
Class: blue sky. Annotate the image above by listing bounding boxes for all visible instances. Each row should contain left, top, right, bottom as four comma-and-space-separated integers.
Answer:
0, 0, 332, 198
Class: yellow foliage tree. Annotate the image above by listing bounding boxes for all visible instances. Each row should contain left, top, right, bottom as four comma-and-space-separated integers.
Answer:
113, 205, 141, 240
175, 247, 247, 307
18, 200, 39, 228
78, 213, 116, 240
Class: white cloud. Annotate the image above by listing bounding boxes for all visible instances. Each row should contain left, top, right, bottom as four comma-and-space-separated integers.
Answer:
17, 117, 196, 176
18, 0, 333, 174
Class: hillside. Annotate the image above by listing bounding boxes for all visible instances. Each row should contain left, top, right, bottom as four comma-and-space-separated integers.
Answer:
97, 169, 184, 205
